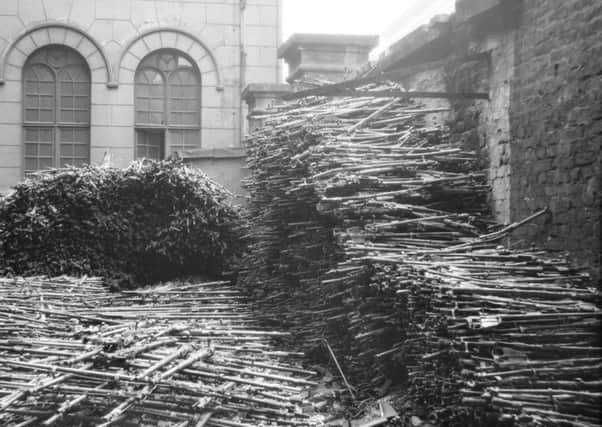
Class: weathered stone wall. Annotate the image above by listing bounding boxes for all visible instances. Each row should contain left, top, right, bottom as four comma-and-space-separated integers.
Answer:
480, 32, 514, 224
442, 57, 490, 202
509, 0, 601, 278
388, 0, 600, 279
403, 51, 509, 222
403, 67, 451, 129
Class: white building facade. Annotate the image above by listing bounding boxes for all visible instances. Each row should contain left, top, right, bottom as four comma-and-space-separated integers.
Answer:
0, 0, 282, 193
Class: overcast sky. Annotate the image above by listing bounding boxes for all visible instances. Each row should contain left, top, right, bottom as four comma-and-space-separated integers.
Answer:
282, 0, 456, 56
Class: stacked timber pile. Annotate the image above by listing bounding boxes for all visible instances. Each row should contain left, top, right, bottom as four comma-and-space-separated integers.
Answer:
0, 160, 244, 288
240, 84, 601, 426
0, 276, 324, 426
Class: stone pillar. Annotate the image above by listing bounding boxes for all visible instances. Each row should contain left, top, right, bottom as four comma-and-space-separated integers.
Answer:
242, 83, 292, 131
278, 33, 378, 83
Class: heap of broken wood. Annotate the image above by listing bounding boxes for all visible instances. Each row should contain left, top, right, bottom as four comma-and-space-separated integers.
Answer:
241, 85, 601, 426
0, 276, 322, 426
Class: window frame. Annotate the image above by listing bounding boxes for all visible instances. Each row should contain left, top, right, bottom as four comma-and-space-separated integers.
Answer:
22, 45, 91, 175
134, 49, 202, 160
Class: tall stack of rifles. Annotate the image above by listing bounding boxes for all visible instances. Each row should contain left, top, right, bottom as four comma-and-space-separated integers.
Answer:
239, 83, 601, 426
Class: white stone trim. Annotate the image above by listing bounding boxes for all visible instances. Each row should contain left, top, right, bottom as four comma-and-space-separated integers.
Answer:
0, 22, 112, 87
115, 28, 222, 90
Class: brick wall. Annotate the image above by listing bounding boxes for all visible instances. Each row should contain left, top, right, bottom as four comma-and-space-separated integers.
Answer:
385, 0, 600, 280
509, 0, 601, 279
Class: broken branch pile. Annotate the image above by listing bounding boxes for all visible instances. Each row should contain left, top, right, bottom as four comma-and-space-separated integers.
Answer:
0, 276, 322, 426
240, 85, 601, 426
0, 160, 244, 287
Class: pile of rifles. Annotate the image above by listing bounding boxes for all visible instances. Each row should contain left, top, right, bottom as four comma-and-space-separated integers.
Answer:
0, 277, 323, 426
240, 84, 601, 426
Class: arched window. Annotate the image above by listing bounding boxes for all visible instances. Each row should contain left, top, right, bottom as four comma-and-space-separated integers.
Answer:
23, 45, 91, 173
135, 50, 201, 160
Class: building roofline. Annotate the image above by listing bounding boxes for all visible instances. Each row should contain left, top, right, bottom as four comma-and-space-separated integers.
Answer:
278, 33, 379, 59
370, 0, 521, 74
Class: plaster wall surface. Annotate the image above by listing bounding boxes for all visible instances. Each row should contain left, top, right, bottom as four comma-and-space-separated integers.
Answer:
184, 156, 249, 203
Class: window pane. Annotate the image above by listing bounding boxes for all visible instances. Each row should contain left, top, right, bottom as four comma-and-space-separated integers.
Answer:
61, 96, 74, 108
25, 158, 38, 172
40, 95, 54, 109
25, 143, 37, 156
150, 98, 163, 111
136, 50, 201, 128
136, 129, 165, 160
169, 129, 200, 154
61, 109, 75, 123
24, 126, 54, 173
168, 69, 200, 126
39, 109, 54, 122
39, 143, 53, 156
39, 158, 53, 170
74, 143, 88, 157
74, 111, 88, 123
23, 64, 55, 123
61, 143, 74, 156
74, 96, 88, 109
135, 68, 165, 125
25, 110, 39, 122
58, 65, 90, 124
59, 127, 90, 168
62, 80, 74, 95
23, 46, 91, 173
